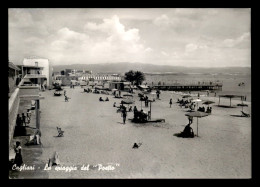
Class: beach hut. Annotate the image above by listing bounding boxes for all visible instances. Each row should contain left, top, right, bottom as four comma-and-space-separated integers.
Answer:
218, 95, 243, 107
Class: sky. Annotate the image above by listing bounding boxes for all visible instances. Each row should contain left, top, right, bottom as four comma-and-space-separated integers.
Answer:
8, 8, 251, 67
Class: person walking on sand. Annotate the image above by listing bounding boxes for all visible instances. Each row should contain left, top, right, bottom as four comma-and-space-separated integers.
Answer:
156, 90, 160, 99
169, 98, 172, 108
64, 90, 66, 96
65, 95, 70, 102
122, 110, 127, 124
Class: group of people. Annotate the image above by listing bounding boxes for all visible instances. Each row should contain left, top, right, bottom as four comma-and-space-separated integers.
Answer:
198, 106, 212, 113
16, 109, 31, 127
177, 98, 192, 108
99, 97, 109, 101
133, 106, 148, 123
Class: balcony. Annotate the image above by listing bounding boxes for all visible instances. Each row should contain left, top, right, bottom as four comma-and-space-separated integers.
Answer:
18, 74, 47, 96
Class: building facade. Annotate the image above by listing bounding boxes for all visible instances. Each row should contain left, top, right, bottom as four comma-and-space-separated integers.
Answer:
22, 57, 53, 89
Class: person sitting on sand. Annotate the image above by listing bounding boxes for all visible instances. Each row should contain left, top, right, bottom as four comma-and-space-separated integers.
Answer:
48, 151, 60, 167
99, 97, 104, 101
181, 123, 194, 138
140, 110, 148, 122
105, 97, 109, 101
26, 129, 41, 145
113, 102, 116, 107
132, 143, 142, 149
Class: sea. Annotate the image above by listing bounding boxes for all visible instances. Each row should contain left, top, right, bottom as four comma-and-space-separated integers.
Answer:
143, 72, 251, 102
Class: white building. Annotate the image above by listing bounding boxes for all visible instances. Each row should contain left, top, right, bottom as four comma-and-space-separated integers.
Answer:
22, 57, 53, 88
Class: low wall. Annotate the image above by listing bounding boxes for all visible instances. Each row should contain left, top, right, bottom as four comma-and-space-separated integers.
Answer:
8, 88, 20, 147
19, 86, 39, 96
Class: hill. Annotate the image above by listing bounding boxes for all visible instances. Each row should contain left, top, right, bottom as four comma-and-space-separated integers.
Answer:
52, 62, 251, 75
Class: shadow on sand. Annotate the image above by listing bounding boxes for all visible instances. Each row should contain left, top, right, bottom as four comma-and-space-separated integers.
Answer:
230, 114, 249, 118
173, 132, 196, 138
216, 105, 236, 108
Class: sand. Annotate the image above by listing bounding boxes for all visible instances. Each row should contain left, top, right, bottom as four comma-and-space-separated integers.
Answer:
33, 86, 251, 178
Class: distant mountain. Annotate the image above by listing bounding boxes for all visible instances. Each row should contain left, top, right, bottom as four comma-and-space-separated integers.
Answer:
52, 62, 251, 75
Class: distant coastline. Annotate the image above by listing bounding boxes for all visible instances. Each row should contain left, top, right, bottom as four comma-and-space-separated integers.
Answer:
52, 62, 251, 75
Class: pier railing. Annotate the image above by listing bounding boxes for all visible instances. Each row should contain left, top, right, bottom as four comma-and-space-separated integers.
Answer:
151, 82, 222, 91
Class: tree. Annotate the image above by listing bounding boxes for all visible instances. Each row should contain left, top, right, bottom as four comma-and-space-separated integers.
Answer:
124, 70, 135, 85
124, 70, 146, 86
134, 71, 145, 86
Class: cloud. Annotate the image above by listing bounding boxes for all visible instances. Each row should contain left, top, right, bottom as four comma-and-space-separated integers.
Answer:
38, 15, 149, 64
56, 27, 89, 42
9, 9, 34, 28
153, 14, 170, 27
8, 9, 251, 67
185, 43, 198, 53
161, 51, 169, 56
222, 32, 250, 48
145, 48, 153, 52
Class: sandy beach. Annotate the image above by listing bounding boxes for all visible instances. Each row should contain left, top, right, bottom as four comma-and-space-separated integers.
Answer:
22, 86, 251, 179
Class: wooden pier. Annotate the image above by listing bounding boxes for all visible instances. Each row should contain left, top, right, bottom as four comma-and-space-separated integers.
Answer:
151, 82, 222, 91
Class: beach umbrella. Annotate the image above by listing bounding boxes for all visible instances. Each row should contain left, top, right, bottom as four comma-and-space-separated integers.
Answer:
185, 111, 209, 137
182, 95, 191, 98
202, 101, 215, 105
123, 94, 133, 97
191, 98, 202, 110
121, 99, 134, 105
237, 103, 248, 112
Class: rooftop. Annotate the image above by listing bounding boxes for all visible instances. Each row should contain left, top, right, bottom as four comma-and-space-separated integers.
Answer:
18, 65, 44, 69
9, 62, 20, 71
